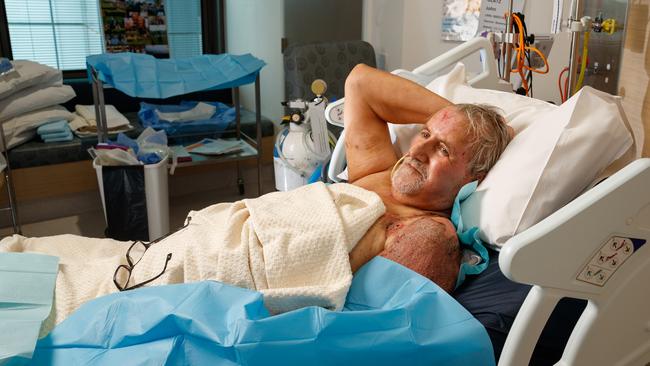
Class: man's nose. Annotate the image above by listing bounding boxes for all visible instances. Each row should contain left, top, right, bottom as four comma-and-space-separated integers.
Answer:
409, 139, 431, 161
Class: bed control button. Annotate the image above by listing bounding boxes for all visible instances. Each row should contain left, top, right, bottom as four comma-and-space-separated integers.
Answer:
578, 236, 641, 286
577, 265, 612, 286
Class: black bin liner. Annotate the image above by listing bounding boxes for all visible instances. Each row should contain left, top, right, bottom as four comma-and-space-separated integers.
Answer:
102, 165, 149, 241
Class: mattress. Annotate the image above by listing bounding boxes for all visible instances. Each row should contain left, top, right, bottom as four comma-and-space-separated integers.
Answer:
454, 248, 587, 365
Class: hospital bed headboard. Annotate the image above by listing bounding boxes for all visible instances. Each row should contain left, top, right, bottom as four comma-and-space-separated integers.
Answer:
499, 158, 650, 366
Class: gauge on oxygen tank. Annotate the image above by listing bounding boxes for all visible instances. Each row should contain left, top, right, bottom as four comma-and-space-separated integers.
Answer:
311, 79, 327, 96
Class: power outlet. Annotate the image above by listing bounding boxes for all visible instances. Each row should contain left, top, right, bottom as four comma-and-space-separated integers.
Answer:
529, 35, 554, 69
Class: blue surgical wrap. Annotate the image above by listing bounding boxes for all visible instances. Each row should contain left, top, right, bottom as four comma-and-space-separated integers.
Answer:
28, 257, 493, 366
0, 253, 58, 364
451, 181, 490, 288
138, 101, 235, 136
86, 53, 266, 99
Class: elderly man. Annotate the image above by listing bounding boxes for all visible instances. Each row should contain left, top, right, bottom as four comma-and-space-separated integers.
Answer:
345, 64, 512, 291
0, 65, 512, 330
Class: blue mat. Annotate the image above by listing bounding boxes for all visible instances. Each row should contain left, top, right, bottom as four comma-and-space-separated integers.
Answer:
26, 257, 492, 365
138, 101, 235, 136
86, 53, 265, 99
0, 253, 58, 365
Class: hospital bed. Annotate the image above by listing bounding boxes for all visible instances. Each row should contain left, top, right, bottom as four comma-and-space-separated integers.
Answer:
4, 39, 649, 366
325, 37, 650, 365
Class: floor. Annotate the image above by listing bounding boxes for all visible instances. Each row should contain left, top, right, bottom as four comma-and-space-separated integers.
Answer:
0, 164, 278, 239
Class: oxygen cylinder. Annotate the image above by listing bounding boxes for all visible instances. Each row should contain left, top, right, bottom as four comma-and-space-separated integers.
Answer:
274, 122, 320, 191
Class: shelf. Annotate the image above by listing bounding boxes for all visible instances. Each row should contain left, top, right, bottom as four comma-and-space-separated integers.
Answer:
173, 138, 259, 168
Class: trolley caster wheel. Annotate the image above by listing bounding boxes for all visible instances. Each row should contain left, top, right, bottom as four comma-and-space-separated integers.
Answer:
237, 178, 245, 195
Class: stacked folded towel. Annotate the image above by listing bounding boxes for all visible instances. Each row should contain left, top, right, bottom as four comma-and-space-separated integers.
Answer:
69, 104, 132, 137
36, 120, 73, 143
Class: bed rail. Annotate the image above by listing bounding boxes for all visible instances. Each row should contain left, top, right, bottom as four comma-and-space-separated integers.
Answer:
499, 158, 650, 366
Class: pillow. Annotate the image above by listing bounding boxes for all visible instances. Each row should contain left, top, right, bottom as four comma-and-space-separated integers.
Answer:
461, 87, 632, 247
0, 84, 75, 122
390, 63, 638, 247
0, 60, 62, 100
1, 106, 74, 151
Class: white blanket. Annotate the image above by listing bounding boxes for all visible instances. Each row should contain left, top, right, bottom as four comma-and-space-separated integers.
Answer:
73, 104, 131, 129
0, 182, 384, 332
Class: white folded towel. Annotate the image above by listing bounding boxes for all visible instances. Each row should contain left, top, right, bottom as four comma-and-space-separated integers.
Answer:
75, 104, 130, 129
155, 102, 216, 123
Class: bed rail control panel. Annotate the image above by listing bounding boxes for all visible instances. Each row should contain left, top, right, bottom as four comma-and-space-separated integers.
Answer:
577, 236, 646, 286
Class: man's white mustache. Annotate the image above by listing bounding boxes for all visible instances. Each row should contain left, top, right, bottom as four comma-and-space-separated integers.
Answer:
402, 156, 427, 178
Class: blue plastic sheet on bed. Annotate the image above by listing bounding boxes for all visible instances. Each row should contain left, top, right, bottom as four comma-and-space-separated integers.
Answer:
138, 101, 236, 136
27, 257, 493, 365
86, 53, 266, 99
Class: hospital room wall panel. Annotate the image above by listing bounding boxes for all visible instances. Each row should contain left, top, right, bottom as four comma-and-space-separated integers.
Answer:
618, 0, 650, 157
362, 0, 566, 104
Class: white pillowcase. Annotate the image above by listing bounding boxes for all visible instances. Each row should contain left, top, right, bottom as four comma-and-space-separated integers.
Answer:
390, 63, 638, 247
1, 106, 74, 151
0, 84, 75, 122
0, 60, 62, 100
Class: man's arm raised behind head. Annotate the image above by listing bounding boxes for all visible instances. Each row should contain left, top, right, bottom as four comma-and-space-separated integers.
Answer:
343, 64, 453, 182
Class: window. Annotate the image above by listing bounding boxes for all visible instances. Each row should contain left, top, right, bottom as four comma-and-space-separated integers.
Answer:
167, 0, 203, 58
5, 0, 103, 71
3, 0, 205, 72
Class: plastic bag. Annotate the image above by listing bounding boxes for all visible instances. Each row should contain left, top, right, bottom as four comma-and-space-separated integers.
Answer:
102, 165, 149, 241
115, 127, 169, 165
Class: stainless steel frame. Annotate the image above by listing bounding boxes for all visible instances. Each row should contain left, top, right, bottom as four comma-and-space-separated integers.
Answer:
90, 66, 263, 196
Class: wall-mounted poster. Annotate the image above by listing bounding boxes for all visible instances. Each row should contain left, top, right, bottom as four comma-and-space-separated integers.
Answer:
101, 0, 169, 57
441, 0, 481, 41
478, 0, 525, 34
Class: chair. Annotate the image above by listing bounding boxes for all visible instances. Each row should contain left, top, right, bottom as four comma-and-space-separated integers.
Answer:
284, 40, 376, 102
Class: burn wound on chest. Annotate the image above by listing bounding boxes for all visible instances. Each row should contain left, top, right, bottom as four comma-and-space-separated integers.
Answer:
380, 215, 461, 292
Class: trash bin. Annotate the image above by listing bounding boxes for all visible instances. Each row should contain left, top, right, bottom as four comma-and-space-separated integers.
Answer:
93, 156, 170, 241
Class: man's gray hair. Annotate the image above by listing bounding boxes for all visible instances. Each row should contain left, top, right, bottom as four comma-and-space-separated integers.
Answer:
455, 103, 512, 177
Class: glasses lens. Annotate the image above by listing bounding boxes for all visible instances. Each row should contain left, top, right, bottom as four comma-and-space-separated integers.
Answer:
114, 265, 131, 290
126, 241, 147, 266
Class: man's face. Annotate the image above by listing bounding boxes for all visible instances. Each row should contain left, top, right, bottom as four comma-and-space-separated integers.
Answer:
391, 106, 476, 211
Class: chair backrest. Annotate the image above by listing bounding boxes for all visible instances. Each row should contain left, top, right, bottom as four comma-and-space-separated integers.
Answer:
284, 40, 376, 102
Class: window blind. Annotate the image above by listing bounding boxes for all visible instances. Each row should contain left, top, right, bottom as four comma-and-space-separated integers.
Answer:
5, 0, 203, 71
167, 0, 203, 58
5, 0, 104, 70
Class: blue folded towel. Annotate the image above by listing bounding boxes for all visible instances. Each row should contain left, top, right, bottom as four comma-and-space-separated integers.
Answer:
40, 130, 72, 140
37, 120, 69, 135
42, 130, 73, 143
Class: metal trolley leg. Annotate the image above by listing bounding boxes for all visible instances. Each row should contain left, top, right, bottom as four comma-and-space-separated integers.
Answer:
233, 87, 245, 195
255, 75, 262, 197
0, 125, 21, 234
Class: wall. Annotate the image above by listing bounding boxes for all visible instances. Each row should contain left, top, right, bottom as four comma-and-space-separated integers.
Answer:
225, 0, 285, 125
618, 0, 650, 156
225, 0, 363, 126
284, 0, 362, 49
362, 0, 574, 104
